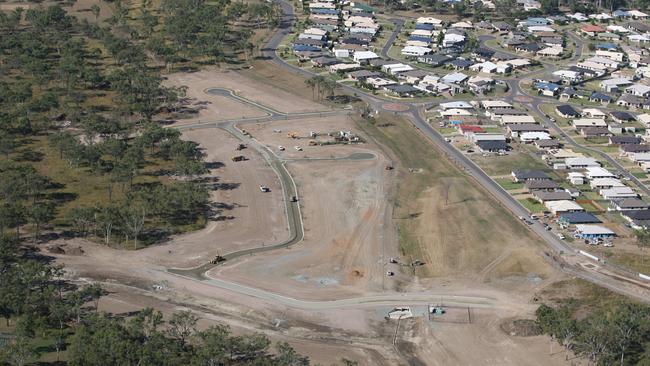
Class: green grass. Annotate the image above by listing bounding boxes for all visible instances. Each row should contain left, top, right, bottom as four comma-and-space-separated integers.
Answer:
633, 171, 647, 179
471, 152, 549, 176
518, 198, 545, 213
495, 178, 524, 190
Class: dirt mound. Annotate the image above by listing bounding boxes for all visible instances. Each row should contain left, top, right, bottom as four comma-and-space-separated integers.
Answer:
47, 245, 66, 254
500, 319, 542, 337
66, 246, 85, 256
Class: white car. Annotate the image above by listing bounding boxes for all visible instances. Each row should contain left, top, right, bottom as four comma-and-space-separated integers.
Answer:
278, 146, 285, 151
557, 233, 565, 240
603, 243, 614, 247
259, 186, 270, 192
294, 146, 302, 151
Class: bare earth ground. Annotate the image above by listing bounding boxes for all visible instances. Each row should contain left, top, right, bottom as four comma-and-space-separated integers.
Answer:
52, 68, 574, 365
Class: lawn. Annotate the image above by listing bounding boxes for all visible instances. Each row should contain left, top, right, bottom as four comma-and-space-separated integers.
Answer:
494, 178, 524, 190
471, 151, 549, 176
518, 198, 545, 213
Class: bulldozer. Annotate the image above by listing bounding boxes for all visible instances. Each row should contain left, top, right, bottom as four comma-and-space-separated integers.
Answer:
210, 255, 226, 264
231, 155, 246, 162
287, 131, 299, 139
235, 143, 246, 151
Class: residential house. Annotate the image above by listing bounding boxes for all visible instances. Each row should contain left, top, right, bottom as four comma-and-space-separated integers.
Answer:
609, 198, 650, 211
556, 105, 580, 118
545, 200, 585, 215
511, 169, 550, 182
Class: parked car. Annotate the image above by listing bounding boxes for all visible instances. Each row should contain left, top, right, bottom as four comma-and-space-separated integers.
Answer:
259, 186, 271, 192
278, 145, 285, 151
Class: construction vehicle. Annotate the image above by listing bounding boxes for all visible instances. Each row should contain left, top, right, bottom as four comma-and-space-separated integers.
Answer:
235, 143, 246, 151
231, 155, 246, 162
308, 140, 317, 146
385, 165, 394, 170
290, 195, 298, 202
287, 131, 299, 139
210, 255, 226, 264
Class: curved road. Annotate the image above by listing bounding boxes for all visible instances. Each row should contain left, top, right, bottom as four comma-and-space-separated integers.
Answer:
260, 0, 650, 302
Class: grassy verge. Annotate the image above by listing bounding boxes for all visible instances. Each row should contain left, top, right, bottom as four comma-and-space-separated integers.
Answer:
494, 178, 524, 190
518, 198, 544, 213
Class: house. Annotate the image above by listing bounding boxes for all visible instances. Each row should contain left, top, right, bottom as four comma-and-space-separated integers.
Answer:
609, 136, 642, 145
401, 46, 432, 57
566, 157, 600, 169
545, 200, 585, 215
581, 127, 612, 137
581, 108, 607, 118
449, 59, 473, 70
556, 105, 580, 118
508, 124, 547, 137
534, 191, 572, 202
626, 84, 650, 97
476, 140, 508, 152
381, 63, 414, 75
440, 101, 473, 110
596, 50, 625, 62
441, 108, 473, 117
585, 166, 615, 179
572, 118, 607, 129
467, 76, 494, 94
601, 186, 638, 199
600, 78, 633, 93
365, 77, 396, 89
621, 144, 650, 155
618, 94, 643, 108
575, 225, 616, 239
384, 84, 420, 97
610, 111, 636, 123
567, 172, 585, 185
492, 21, 512, 32
558, 212, 601, 225
621, 209, 650, 229
520, 132, 551, 142
353, 51, 379, 63
629, 21, 650, 33
553, 70, 581, 83
590, 177, 624, 189
535, 82, 561, 96
581, 24, 606, 37
514, 43, 541, 54
397, 70, 430, 84
459, 125, 485, 137
417, 54, 452, 66
441, 72, 469, 85
590, 92, 613, 103
526, 179, 560, 191
535, 139, 561, 149
347, 70, 382, 81
609, 198, 650, 211
629, 152, 650, 163
511, 169, 550, 182
501, 115, 537, 125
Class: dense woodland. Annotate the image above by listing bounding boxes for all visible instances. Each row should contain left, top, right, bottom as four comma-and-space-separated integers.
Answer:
0, 0, 327, 364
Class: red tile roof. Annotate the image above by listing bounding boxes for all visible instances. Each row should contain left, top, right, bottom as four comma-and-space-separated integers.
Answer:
459, 125, 485, 133
581, 25, 605, 33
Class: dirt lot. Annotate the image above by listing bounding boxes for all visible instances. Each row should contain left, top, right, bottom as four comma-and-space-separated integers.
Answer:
167, 68, 326, 115
51, 66, 574, 365
207, 115, 395, 300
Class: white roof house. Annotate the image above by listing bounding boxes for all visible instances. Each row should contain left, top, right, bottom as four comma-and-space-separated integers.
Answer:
627, 9, 648, 18
568, 172, 585, 184
470, 133, 507, 142
585, 166, 616, 179
441, 72, 468, 84
628, 34, 650, 43
572, 118, 608, 128
601, 187, 638, 199
401, 46, 432, 57
585, 56, 619, 69
575, 225, 615, 236
537, 46, 564, 57
481, 101, 512, 109
411, 29, 434, 37
440, 101, 473, 110
501, 115, 537, 124
582, 108, 607, 118
304, 27, 328, 36
381, 63, 414, 74
608, 25, 630, 33
590, 177, 625, 189
629, 152, 650, 162
626, 84, 650, 97
440, 108, 473, 116
545, 200, 585, 215
565, 157, 601, 168
352, 51, 378, 62
520, 132, 551, 142
637, 113, 650, 126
